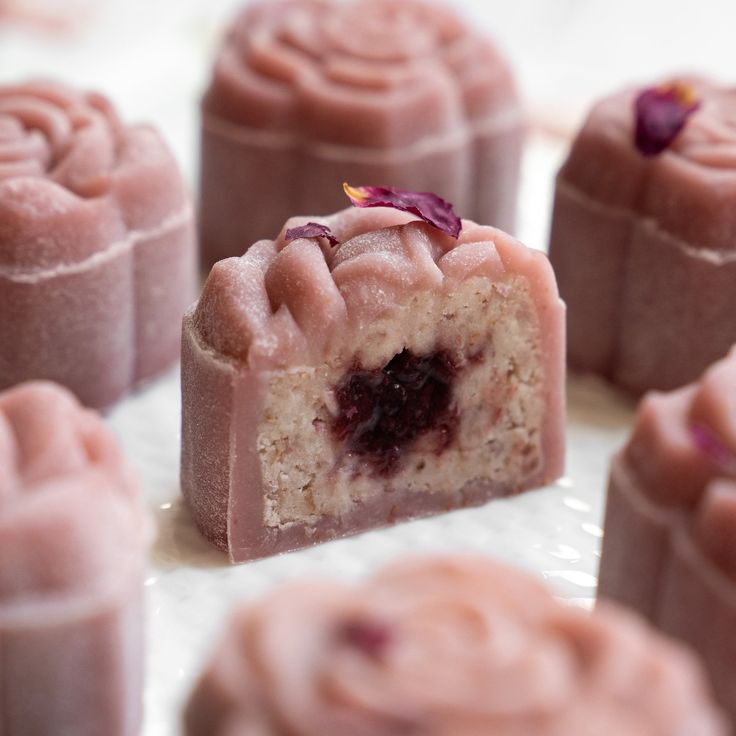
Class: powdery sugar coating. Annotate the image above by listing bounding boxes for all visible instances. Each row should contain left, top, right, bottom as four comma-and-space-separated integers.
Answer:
0, 80, 196, 408
184, 555, 727, 736
199, 0, 522, 266
181, 206, 565, 562
0, 381, 146, 736
599, 345, 736, 725
549, 77, 736, 394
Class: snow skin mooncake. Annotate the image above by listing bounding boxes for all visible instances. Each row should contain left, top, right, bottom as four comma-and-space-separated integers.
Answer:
0, 381, 147, 736
199, 0, 522, 267
549, 78, 736, 394
599, 345, 736, 726
0, 80, 196, 408
185, 555, 727, 736
181, 196, 564, 562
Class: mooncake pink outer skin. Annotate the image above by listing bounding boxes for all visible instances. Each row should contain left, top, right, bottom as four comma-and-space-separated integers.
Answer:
0, 382, 146, 736
199, 0, 522, 268
0, 81, 196, 409
549, 78, 736, 395
181, 206, 564, 562
184, 555, 727, 736
599, 345, 736, 725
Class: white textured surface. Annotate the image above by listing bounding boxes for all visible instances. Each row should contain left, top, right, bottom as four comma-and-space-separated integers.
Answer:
4, 0, 732, 732
108, 365, 635, 735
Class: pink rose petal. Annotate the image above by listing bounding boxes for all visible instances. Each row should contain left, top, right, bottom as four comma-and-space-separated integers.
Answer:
634, 82, 701, 157
338, 618, 394, 658
285, 222, 340, 247
690, 423, 736, 474
343, 183, 462, 239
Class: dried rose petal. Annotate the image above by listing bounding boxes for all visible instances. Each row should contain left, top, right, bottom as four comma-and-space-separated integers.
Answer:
284, 222, 340, 247
690, 423, 736, 472
634, 82, 701, 157
343, 183, 462, 239
338, 618, 393, 658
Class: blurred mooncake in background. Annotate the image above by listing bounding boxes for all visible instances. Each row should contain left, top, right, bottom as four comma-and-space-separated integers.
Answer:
0, 80, 196, 409
549, 77, 736, 395
199, 0, 522, 268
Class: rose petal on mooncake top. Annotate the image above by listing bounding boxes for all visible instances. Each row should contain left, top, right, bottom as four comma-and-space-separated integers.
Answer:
343, 183, 462, 238
284, 222, 340, 246
634, 82, 701, 157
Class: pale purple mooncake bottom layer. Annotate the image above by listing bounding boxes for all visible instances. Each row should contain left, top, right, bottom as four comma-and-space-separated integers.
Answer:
599, 346, 736, 725
0, 381, 146, 736
185, 555, 727, 736
181, 206, 565, 562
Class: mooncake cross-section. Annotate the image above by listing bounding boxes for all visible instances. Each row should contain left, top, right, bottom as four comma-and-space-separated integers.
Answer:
181, 206, 565, 562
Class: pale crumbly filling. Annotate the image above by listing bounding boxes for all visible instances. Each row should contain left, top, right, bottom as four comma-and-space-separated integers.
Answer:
257, 276, 545, 529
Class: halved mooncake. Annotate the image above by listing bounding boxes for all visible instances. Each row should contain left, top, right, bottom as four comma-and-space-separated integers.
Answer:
181, 200, 564, 561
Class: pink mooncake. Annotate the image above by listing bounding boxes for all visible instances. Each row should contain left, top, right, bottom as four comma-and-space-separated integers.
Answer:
599, 345, 736, 725
0, 381, 146, 736
199, 0, 522, 267
0, 80, 196, 408
181, 202, 565, 562
549, 77, 736, 394
184, 555, 727, 735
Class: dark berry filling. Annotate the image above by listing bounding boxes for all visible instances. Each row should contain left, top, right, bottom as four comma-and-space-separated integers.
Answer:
332, 348, 459, 476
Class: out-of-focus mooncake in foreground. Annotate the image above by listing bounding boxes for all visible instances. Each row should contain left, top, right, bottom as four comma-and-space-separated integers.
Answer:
0, 382, 146, 736
599, 345, 736, 726
185, 555, 728, 735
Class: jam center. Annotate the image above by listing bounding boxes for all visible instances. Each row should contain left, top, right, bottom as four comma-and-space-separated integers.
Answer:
332, 348, 459, 475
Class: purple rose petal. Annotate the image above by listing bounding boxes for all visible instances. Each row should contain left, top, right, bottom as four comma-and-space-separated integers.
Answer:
343, 183, 462, 239
284, 222, 340, 247
690, 423, 736, 473
634, 82, 701, 157
338, 617, 394, 658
